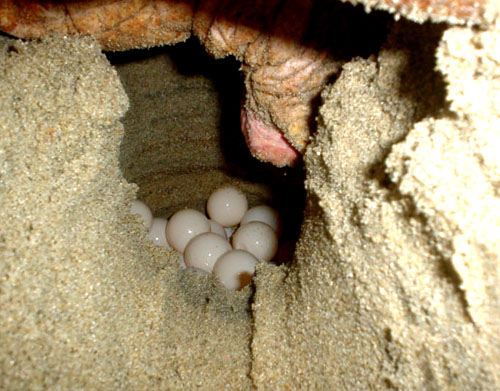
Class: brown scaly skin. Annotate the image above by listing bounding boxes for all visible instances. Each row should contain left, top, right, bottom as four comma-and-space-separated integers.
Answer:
0, 0, 486, 164
0, 1, 195, 50
195, 0, 342, 154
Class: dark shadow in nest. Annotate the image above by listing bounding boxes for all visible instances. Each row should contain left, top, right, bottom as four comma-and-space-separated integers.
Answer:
106, 39, 306, 260
167, 38, 307, 252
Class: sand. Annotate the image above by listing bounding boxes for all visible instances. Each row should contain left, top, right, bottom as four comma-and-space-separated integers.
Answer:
1, 1, 499, 390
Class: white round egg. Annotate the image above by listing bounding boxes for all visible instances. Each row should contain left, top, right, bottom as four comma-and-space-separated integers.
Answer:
165, 209, 210, 253
130, 200, 153, 229
178, 253, 186, 269
148, 217, 170, 248
207, 185, 248, 227
232, 221, 278, 262
184, 232, 232, 273
213, 250, 258, 290
224, 226, 237, 240
185, 266, 210, 276
209, 219, 227, 239
241, 205, 281, 237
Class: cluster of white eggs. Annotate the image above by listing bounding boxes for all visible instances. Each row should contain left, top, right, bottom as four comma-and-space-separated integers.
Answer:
130, 185, 281, 290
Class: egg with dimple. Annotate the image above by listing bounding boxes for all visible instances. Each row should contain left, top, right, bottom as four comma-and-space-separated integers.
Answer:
241, 205, 281, 237
224, 226, 236, 240
207, 185, 248, 227
130, 200, 153, 229
209, 219, 227, 239
186, 266, 210, 276
148, 217, 170, 248
184, 232, 232, 273
165, 209, 210, 253
232, 221, 278, 262
178, 253, 186, 269
213, 250, 258, 290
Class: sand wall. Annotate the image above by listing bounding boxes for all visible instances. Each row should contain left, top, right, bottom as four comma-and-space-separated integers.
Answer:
252, 11, 500, 391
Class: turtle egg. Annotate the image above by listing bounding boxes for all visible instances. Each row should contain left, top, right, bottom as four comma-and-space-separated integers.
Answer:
209, 219, 227, 239
241, 205, 281, 236
213, 250, 258, 290
148, 217, 170, 248
178, 253, 186, 269
224, 226, 237, 240
232, 221, 278, 262
165, 209, 210, 253
184, 232, 232, 273
207, 185, 248, 227
130, 200, 153, 229
186, 267, 211, 276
